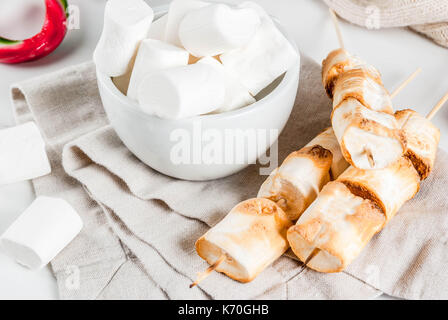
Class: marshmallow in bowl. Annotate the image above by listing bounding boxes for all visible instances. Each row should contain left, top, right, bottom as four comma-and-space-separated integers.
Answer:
220, 1, 298, 96
0, 196, 83, 269
198, 57, 255, 113
179, 3, 261, 57
164, 0, 209, 47
0, 122, 51, 185
147, 14, 168, 41
127, 39, 189, 100
138, 63, 225, 119
93, 0, 154, 77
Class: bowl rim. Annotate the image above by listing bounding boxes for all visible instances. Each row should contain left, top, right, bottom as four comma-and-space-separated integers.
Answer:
96, 5, 301, 124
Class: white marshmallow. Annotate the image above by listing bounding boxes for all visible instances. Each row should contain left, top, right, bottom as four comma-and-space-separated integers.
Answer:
147, 14, 168, 41
178, 3, 261, 57
164, 0, 209, 47
0, 196, 83, 269
0, 122, 51, 185
127, 39, 189, 100
220, 2, 298, 96
93, 0, 154, 77
138, 63, 225, 119
198, 57, 255, 113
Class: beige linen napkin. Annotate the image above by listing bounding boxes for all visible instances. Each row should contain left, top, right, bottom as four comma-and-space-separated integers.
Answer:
324, 0, 448, 48
10, 55, 448, 299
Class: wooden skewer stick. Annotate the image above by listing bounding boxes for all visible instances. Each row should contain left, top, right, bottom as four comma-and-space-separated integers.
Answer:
190, 254, 226, 288
426, 90, 448, 120
390, 67, 422, 99
329, 8, 345, 49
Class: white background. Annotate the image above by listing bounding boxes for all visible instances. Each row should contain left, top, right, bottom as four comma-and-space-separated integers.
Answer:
0, 0, 447, 299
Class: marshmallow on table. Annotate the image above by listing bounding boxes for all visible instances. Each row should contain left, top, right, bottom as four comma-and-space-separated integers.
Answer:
147, 14, 168, 41
0, 196, 83, 269
127, 39, 189, 100
164, 0, 209, 47
179, 3, 261, 57
93, 0, 154, 77
198, 57, 255, 113
332, 98, 405, 170
220, 2, 298, 96
395, 109, 440, 179
0, 122, 51, 185
195, 198, 292, 283
138, 63, 225, 119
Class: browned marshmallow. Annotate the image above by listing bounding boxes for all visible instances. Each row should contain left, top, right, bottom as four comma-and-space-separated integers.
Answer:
322, 48, 382, 98
395, 109, 440, 180
332, 98, 405, 170
195, 198, 292, 283
287, 182, 385, 273
338, 157, 420, 221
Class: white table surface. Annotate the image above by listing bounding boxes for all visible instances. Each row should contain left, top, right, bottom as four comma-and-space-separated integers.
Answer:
0, 0, 447, 300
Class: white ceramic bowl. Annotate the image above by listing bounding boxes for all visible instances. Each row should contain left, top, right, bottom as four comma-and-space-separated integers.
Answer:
96, 11, 300, 181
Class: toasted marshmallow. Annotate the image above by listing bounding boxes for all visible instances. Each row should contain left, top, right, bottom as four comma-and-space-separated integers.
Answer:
332, 69, 392, 114
220, 2, 298, 96
127, 39, 189, 100
196, 198, 292, 282
258, 146, 332, 221
321, 48, 382, 98
332, 98, 405, 170
93, 0, 154, 77
395, 109, 440, 179
0, 122, 51, 185
179, 3, 260, 57
338, 157, 420, 221
287, 182, 385, 273
147, 14, 168, 41
305, 127, 349, 179
198, 57, 255, 113
138, 63, 225, 119
164, 0, 209, 47
0, 196, 83, 269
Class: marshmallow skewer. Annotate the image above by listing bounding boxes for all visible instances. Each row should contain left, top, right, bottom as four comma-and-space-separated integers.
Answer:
288, 91, 448, 273
325, 8, 409, 171
191, 74, 420, 286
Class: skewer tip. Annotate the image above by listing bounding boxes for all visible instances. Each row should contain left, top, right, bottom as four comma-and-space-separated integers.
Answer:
189, 254, 226, 288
